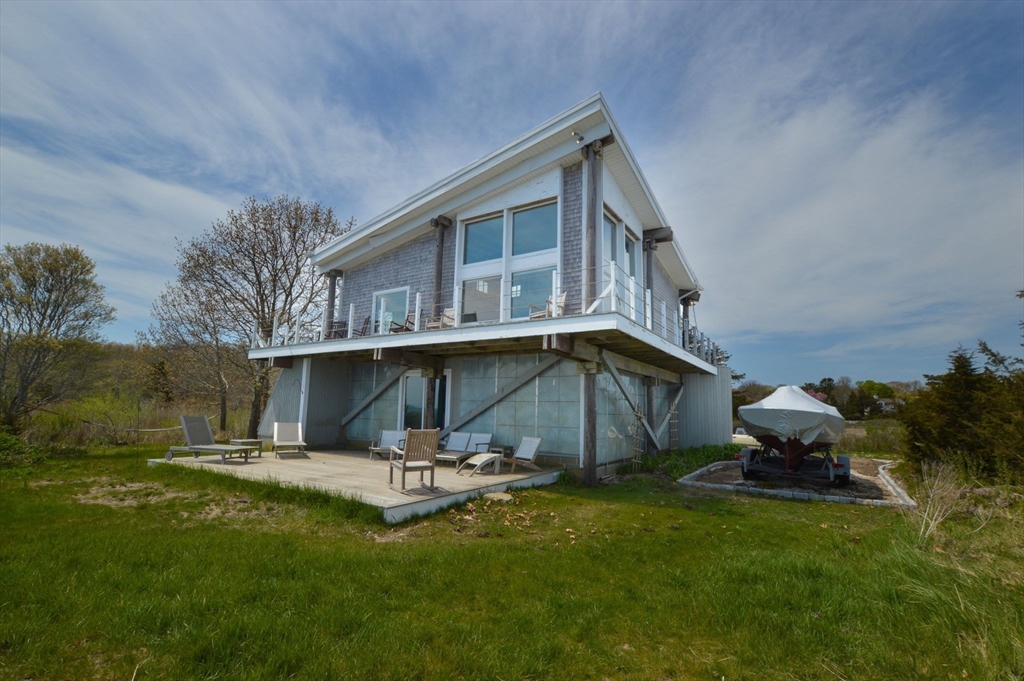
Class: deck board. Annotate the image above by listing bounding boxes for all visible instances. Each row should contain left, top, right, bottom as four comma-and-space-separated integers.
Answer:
152, 449, 559, 523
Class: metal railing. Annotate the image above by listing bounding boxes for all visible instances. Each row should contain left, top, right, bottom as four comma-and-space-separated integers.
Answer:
254, 264, 721, 365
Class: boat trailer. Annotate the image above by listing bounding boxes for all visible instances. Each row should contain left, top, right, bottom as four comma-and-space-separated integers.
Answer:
735, 438, 851, 487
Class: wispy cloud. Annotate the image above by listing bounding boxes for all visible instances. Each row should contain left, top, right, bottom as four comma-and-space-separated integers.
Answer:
1, 1, 1020, 382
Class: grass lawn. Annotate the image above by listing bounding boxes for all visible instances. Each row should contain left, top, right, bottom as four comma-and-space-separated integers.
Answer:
1, 446, 1022, 680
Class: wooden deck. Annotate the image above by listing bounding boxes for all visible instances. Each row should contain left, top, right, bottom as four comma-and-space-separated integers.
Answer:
151, 449, 560, 523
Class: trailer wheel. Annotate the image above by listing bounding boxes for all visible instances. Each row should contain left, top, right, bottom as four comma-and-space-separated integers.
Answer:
741, 469, 761, 481
833, 473, 851, 487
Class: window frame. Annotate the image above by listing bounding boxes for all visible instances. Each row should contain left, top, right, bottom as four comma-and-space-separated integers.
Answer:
371, 286, 410, 334
455, 190, 561, 325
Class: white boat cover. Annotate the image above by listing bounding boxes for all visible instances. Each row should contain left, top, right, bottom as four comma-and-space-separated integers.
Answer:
737, 386, 845, 445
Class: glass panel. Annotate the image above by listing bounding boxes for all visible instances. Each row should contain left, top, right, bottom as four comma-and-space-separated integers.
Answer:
462, 276, 501, 323
463, 215, 503, 264
602, 215, 617, 264
511, 266, 556, 319
434, 375, 448, 429
373, 290, 408, 333
512, 203, 557, 256
624, 238, 636, 277
403, 375, 424, 430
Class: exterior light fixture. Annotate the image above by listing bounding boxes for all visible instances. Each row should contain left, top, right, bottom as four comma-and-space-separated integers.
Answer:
573, 132, 584, 144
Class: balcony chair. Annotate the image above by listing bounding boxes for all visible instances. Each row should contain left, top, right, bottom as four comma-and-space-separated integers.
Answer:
528, 292, 567, 320
424, 308, 456, 330
389, 428, 440, 491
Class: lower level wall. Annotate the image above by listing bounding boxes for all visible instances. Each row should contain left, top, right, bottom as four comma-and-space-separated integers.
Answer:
256, 353, 733, 464
677, 366, 733, 448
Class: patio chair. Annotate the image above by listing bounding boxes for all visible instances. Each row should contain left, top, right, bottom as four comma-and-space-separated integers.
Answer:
273, 422, 306, 458
369, 429, 406, 460
435, 431, 474, 466
528, 292, 567, 320
178, 415, 260, 463
389, 428, 440, 490
456, 435, 543, 476
424, 307, 455, 330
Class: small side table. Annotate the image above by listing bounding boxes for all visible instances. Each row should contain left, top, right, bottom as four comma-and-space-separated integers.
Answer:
230, 439, 263, 456
488, 445, 513, 473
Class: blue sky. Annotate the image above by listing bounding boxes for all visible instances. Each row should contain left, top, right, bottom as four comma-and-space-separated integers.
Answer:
1, 1, 1021, 386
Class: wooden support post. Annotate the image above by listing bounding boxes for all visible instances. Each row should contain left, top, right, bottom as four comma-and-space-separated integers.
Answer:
326, 269, 341, 336
424, 376, 435, 430
430, 216, 450, 318
583, 141, 601, 487
600, 349, 661, 448
347, 303, 355, 339
657, 384, 684, 439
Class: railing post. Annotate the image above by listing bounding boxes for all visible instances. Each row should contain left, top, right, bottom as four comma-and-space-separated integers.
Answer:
414, 292, 421, 331
660, 300, 666, 339
551, 270, 559, 318
628, 276, 637, 321
645, 290, 653, 330
320, 308, 328, 341
453, 284, 462, 328
682, 317, 689, 351
271, 316, 279, 347
347, 303, 355, 338
499, 275, 508, 323
378, 298, 387, 335
609, 261, 617, 313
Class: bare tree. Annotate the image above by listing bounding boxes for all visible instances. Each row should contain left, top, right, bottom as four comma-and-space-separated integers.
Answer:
0, 243, 115, 430
143, 282, 246, 431
153, 196, 344, 437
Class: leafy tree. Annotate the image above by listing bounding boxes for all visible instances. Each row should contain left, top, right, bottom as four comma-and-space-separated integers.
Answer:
151, 196, 345, 437
732, 380, 774, 420
856, 379, 895, 400
0, 243, 115, 430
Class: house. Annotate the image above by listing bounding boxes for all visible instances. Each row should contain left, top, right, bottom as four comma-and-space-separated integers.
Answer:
248, 93, 732, 483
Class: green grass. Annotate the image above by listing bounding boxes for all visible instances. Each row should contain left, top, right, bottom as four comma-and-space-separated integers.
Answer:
1, 445, 1022, 680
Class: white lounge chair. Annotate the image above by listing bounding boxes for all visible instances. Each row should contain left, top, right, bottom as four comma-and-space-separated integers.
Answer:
456, 436, 543, 476
369, 430, 406, 460
389, 429, 440, 490
273, 422, 306, 457
178, 416, 260, 463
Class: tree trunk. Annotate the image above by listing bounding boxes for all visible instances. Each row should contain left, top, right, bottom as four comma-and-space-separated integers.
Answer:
247, 360, 269, 438
219, 372, 228, 433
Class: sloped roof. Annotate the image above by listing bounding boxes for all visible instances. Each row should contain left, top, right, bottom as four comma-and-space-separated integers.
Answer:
312, 93, 701, 292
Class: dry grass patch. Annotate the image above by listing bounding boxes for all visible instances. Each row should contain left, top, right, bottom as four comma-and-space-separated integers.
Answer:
74, 482, 196, 507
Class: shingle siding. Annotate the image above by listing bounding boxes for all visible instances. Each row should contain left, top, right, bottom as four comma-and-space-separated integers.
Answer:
561, 162, 583, 315
340, 232, 453, 330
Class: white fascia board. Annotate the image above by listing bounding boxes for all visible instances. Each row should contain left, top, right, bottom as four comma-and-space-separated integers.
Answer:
316, 120, 611, 273
312, 95, 606, 270
248, 313, 716, 375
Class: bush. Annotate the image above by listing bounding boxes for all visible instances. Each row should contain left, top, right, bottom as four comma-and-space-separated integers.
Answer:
0, 429, 45, 468
901, 344, 1023, 484
634, 443, 745, 479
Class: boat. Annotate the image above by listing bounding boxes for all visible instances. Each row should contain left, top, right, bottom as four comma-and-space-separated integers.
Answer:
737, 386, 849, 482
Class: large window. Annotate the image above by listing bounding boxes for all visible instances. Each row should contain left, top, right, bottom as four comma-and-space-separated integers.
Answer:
511, 267, 556, 319
512, 203, 558, 255
461, 276, 501, 323
372, 288, 408, 334
463, 215, 503, 264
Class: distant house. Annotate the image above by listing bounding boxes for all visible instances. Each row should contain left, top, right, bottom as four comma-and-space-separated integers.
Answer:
876, 398, 905, 414
248, 93, 732, 479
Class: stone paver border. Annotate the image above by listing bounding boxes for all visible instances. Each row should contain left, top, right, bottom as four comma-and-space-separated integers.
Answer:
677, 460, 917, 509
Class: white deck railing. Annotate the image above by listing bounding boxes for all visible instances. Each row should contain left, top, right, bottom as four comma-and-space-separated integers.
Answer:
255, 264, 721, 366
